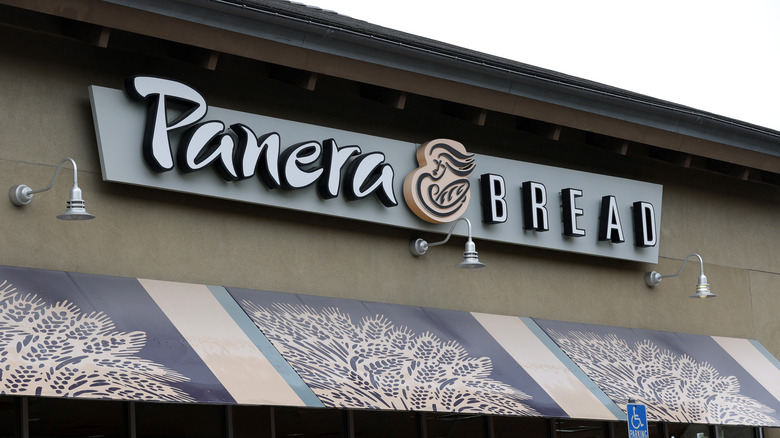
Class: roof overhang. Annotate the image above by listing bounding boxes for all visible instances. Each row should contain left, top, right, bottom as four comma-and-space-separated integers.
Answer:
2, 0, 779, 174
2, 264, 780, 426
100, 0, 780, 172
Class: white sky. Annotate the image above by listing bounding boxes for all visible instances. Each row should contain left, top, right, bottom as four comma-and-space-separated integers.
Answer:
302, 0, 780, 132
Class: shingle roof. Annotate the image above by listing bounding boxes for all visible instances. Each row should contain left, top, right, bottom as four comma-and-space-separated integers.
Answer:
226, 0, 779, 138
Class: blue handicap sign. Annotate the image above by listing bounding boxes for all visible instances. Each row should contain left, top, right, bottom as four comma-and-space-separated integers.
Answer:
627, 403, 649, 438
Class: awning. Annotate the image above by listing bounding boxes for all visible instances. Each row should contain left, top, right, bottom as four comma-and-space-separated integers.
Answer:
0, 266, 317, 407
227, 287, 622, 420
535, 319, 780, 426
1, 265, 779, 426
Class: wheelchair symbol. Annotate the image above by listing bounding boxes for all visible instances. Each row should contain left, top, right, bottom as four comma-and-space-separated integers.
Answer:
631, 406, 644, 429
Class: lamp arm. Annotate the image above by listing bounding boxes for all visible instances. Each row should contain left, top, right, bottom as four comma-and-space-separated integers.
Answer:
645, 253, 713, 296
28, 157, 78, 195
426, 217, 473, 248
657, 253, 704, 281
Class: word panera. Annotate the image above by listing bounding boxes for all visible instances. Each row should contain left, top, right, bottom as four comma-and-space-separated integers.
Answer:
125, 76, 398, 207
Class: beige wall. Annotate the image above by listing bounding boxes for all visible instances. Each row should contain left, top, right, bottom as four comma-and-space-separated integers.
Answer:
0, 2, 778, 369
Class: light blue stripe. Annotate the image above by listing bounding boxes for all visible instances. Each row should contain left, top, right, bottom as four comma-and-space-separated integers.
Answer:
208, 285, 323, 407
749, 339, 780, 371
520, 317, 627, 420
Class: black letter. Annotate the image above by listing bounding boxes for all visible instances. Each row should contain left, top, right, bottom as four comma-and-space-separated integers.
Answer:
232, 125, 282, 189
177, 121, 238, 180
632, 201, 657, 247
522, 181, 549, 231
344, 152, 398, 207
561, 188, 585, 237
279, 142, 323, 190
598, 195, 625, 243
125, 75, 207, 172
317, 139, 361, 199
480, 174, 507, 224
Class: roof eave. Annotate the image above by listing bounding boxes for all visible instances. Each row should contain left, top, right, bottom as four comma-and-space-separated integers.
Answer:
102, 0, 780, 166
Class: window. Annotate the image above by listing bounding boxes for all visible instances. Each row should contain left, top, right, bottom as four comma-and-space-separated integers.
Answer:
667, 424, 710, 438
425, 413, 485, 438
28, 398, 125, 438
233, 405, 273, 438
0, 397, 764, 438
274, 407, 344, 438
717, 426, 755, 438
135, 402, 223, 438
492, 416, 549, 438
0, 397, 18, 438
554, 419, 606, 438
353, 410, 417, 438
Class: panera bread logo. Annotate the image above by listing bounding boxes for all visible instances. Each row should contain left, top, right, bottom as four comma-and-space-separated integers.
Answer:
95, 75, 661, 262
403, 139, 476, 224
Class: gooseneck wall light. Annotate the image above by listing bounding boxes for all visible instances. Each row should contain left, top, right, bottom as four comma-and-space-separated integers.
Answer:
409, 217, 485, 269
9, 157, 95, 220
645, 253, 715, 298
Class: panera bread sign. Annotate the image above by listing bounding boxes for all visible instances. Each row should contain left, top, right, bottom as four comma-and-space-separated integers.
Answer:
89, 75, 663, 263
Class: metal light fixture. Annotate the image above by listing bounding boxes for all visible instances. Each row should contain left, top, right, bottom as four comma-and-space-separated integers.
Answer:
409, 217, 485, 269
644, 253, 715, 298
9, 157, 95, 220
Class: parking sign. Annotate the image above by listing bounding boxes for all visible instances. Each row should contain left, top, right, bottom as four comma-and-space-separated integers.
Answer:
627, 403, 649, 438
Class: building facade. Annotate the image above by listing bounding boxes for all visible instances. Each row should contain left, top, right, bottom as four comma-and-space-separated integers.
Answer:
0, 1, 779, 437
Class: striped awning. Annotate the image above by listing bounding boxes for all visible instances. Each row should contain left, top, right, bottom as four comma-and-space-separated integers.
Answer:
1, 265, 779, 426
0, 267, 314, 406
535, 319, 780, 426
227, 287, 621, 420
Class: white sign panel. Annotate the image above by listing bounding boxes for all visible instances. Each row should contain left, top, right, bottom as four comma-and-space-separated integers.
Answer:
89, 76, 663, 263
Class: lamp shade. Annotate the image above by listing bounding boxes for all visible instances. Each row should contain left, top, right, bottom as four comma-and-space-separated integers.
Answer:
690, 274, 715, 298
457, 239, 485, 269
56, 185, 95, 220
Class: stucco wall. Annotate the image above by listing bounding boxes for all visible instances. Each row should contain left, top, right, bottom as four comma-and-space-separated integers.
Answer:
0, 15, 778, 368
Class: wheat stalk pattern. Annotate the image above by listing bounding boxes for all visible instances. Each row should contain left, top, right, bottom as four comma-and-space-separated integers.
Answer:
244, 301, 541, 415
0, 280, 193, 402
547, 329, 778, 425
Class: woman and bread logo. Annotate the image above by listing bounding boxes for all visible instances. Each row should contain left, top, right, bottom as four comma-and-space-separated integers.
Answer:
403, 139, 475, 223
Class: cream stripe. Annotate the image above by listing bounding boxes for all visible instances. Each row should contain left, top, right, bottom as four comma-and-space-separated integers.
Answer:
140, 278, 305, 406
472, 312, 619, 420
713, 336, 780, 403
